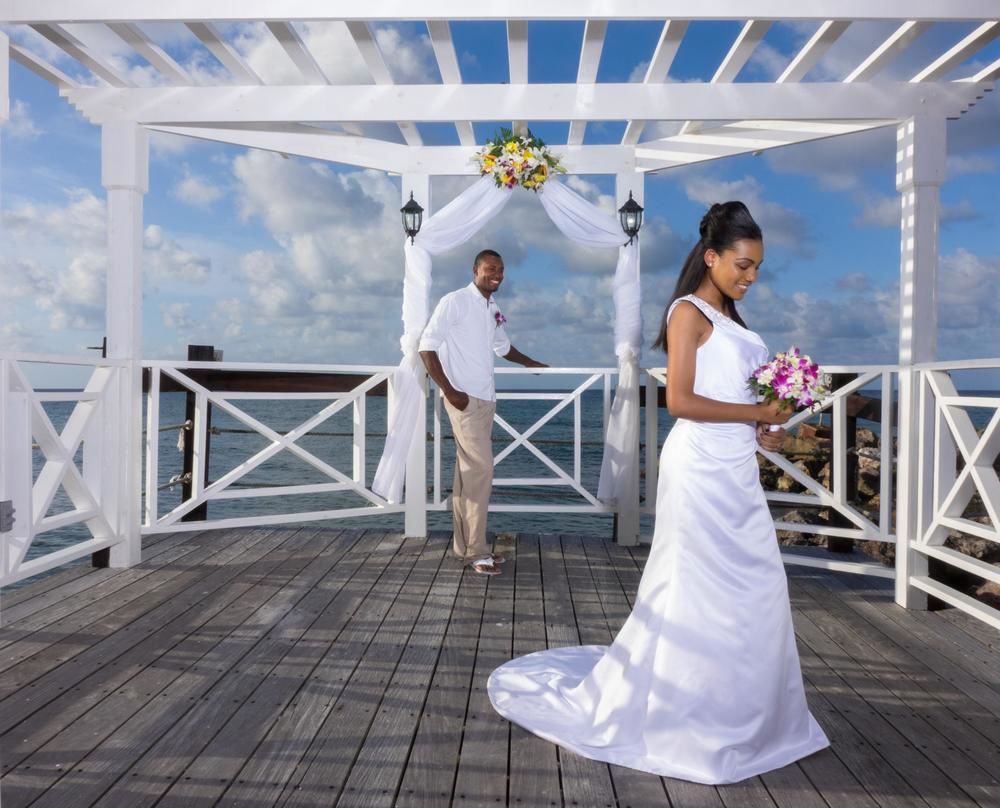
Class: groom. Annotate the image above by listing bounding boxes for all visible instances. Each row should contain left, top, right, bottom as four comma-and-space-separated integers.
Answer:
419, 249, 547, 576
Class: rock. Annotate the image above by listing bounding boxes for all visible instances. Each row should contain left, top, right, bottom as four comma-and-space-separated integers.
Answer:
945, 526, 1000, 563
776, 460, 810, 493
858, 454, 880, 477
857, 428, 878, 448
975, 580, 1000, 609
774, 509, 823, 546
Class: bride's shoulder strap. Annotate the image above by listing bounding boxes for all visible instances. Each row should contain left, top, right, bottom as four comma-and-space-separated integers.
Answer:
667, 294, 713, 326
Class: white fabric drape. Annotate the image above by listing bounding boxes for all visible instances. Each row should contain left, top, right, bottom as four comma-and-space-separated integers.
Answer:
537, 181, 642, 506
373, 176, 642, 511
372, 177, 511, 503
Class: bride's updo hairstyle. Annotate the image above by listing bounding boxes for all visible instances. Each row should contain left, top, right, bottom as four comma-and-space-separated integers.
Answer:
653, 200, 762, 352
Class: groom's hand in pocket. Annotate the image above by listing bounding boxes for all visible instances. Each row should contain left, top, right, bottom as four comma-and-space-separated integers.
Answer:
756, 424, 786, 452
447, 390, 470, 411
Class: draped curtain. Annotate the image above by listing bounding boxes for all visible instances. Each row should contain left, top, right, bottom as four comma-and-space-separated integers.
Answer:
373, 178, 511, 502
372, 176, 641, 509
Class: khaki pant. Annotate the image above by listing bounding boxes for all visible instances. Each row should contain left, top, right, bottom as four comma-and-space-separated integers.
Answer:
444, 395, 496, 563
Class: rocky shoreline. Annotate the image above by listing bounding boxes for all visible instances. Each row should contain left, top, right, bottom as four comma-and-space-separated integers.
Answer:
763, 427, 999, 609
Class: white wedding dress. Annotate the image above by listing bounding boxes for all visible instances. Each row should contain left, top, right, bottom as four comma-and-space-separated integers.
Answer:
488, 294, 829, 784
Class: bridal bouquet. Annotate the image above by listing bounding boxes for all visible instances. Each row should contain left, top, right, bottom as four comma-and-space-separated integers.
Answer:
748, 347, 830, 430
475, 128, 566, 191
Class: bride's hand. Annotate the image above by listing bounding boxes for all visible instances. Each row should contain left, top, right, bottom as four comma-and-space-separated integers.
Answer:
756, 399, 791, 425
757, 424, 786, 452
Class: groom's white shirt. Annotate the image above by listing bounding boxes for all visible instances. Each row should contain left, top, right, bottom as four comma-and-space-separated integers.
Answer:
419, 283, 511, 402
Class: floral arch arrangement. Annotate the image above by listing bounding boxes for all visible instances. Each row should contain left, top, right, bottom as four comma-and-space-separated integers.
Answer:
475, 128, 566, 190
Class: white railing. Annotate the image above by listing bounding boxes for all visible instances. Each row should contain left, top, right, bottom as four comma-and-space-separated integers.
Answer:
645, 365, 898, 579
0, 353, 125, 586
907, 359, 1000, 628
6, 351, 1000, 630
141, 360, 402, 534
429, 367, 619, 515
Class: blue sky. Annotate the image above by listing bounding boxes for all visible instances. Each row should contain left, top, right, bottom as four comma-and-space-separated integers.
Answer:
2, 19, 998, 384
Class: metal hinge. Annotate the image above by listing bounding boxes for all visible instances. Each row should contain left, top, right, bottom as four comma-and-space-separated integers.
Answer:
0, 500, 14, 533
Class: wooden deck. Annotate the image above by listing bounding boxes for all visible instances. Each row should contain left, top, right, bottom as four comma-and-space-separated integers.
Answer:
1, 528, 999, 808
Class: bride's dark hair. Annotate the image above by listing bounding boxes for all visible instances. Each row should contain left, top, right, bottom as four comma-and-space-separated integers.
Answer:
652, 201, 762, 353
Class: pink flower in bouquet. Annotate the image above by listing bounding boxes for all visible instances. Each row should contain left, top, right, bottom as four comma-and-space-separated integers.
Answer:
748, 347, 830, 417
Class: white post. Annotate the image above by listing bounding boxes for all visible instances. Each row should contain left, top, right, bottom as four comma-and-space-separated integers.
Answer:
403, 174, 430, 538
102, 121, 149, 568
614, 172, 642, 545
0, 31, 9, 126
894, 113, 944, 609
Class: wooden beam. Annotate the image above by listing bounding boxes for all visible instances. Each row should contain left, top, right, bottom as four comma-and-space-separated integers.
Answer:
186, 21, 262, 84
636, 119, 889, 172
147, 124, 634, 174
507, 19, 528, 133
147, 123, 409, 172
845, 21, 930, 82
2, 2, 997, 23
9, 42, 79, 88
910, 20, 1000, 82
62, 81, 985, 126
265, 21, 329, 84
30, 23, 132, 86
426, 19, 474, 145
622, 19, 687, 145
107, 22, 191, 85
778, 20, 850, 83
344, 20, 422, 146
960, 55, 1000, 82
679, 19, 771, 135
567, 19, 607, 145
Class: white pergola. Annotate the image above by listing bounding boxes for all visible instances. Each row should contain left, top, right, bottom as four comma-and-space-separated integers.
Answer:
2, 2, 999, 613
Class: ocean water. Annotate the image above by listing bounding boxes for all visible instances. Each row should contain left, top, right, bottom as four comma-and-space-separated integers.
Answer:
19, 389, 998, 570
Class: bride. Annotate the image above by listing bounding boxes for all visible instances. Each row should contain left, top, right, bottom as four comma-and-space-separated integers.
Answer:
487, 201, 830, 784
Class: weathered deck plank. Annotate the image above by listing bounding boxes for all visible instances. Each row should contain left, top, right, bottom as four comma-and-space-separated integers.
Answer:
0, 526, 310, 797
507, 534, 562, 808
1, 530, 998, 808
17, 527, 357, 808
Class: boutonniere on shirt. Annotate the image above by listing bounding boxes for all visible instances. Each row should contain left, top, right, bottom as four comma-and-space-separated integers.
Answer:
494, 310, 507, 328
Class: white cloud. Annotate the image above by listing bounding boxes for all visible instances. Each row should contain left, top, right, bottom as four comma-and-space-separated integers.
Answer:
172, 170, 225, 208
681, 174, 812, 253
162, 302, 194, 330
144, 225, 212, 282
373, 25, 437, 83
947, 153, 996, 178
1, 190, 213, 339
854, 194, 980, 228
4, 99, 42, 139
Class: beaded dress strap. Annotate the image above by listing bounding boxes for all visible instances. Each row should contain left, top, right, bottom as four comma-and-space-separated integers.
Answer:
667, 294, 733, 329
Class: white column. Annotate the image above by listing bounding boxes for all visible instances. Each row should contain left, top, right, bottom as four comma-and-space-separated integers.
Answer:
102, 121, 149, 567
403, 174, 430, 538
0, 32, 9, 126
614, 172, 642, 546
894, 113, 944, 609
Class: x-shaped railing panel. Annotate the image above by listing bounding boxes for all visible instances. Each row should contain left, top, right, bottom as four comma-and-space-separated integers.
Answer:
152, 367, 390, 527
492, 373, 604, 507
923, 371, 1000, 545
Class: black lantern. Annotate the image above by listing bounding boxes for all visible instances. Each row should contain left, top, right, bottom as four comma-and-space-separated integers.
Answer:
618, 191, 644, 245
400, 192, 424, 244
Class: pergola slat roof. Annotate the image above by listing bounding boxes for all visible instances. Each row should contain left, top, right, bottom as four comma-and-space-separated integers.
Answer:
3, 4, 998, 175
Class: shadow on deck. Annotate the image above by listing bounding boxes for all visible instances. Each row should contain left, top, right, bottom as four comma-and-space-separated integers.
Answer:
1, 527, 998, 807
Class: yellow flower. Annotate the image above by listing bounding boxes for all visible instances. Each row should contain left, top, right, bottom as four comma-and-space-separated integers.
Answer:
535, 163, 548, 178
504, 140, 519, 152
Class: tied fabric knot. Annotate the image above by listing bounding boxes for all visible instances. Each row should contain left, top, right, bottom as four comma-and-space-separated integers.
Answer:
615, 343, 639, 365
400, 334, 421, 356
